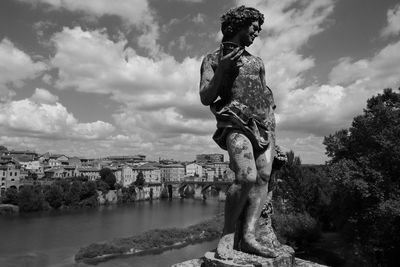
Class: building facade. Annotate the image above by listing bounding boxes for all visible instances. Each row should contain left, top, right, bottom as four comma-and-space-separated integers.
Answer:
0, 164, 21, 193
133, 164, 161, 184
160, 164, 185, 182
185, 163, 203, 177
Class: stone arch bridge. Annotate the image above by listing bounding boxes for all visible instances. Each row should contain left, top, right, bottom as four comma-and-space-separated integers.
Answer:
163, 181, 232, 200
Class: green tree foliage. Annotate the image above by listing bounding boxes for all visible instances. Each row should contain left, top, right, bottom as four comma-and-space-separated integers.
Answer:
96, 179, 109, 193
27, 171, 38, 180
119, 183, 137, 203
80, 181, 97, 200
323, 88, 400, 266
45, 184, 63, 209
100, 168, 116, 190
274, 151, 332, 220
134, 171, 145, 187
2, 187, 19, 205
18, 186, 44, 212
64, 181, 83, 206
0, 145, 8, 153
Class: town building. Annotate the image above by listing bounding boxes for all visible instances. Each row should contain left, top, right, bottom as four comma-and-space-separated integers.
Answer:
203, 167, 215, 182
44, 167, 67, 179
106, 155, 146, 163
5, 150, 38, 162
67, 157, 82, 167
196, 153, 224, 164
19, 160, 44, 178
0, 163, 22, 193
185, 163, 203, 177
212, 162, 230, 180
117, 165, 135, 187
78, 168, 101, 181
160, 164, 185, 182
133, 163, 161, 184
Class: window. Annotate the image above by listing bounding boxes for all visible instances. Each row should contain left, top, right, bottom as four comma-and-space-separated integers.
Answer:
9, 172, 12, 176
11, 179, 14, 182
15, 172, 17, 176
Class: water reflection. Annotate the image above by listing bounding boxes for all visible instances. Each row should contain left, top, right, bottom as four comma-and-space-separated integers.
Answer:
0, 198, 223, 267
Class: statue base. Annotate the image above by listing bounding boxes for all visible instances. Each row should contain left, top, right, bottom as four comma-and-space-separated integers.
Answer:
203, 251, 294, 267
172, 255, 328, 267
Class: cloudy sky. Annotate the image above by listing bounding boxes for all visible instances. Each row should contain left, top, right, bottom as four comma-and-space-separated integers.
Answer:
0, 0, 399, 163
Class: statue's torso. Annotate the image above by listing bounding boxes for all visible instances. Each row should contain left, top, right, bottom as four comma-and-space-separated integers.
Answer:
208, 49, 275, 125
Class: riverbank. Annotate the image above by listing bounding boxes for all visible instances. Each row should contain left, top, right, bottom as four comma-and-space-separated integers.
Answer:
75, 213, 224, 264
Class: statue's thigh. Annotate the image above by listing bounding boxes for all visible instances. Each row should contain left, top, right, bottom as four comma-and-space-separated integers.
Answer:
255, 140, 275, 183
226, 131, 257, 183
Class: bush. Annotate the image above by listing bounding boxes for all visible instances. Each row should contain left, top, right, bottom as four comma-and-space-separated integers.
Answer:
18, 186, 45, 212
79, 195, 99, 208
2, 187, 19, 205
45, 184, 63, 209
100, 168, 116, 190
119, 184, 136, 203
273, 211, 321, 249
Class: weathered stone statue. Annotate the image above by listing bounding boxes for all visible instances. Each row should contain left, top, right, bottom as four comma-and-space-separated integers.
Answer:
199, 5, 295, 266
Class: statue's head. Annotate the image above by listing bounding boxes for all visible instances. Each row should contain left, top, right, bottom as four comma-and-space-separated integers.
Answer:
220, 6, 264, 44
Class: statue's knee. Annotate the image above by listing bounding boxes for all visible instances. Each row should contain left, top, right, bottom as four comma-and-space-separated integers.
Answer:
237, 167, 257, 184
258, 168, 271, 182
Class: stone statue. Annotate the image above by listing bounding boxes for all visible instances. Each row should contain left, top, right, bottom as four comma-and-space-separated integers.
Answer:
200, 5, 294, 265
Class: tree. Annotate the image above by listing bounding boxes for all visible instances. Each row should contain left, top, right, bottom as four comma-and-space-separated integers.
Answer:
274, 151, 305, 212
2, 187, 18, 205
64, 181, 82, 206
99, 168, 116, 190
0, 145, 8, 154
134, 171, 145, 188
80, 180, 97, 200
28, 171, 38, 180
324, 88, 400, 266
18, 185, 44, 212
45, 184, 63, 209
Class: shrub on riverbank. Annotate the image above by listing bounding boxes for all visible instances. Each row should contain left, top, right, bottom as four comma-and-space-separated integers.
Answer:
272, 211, 321, 250
75, 213, 224, 263
0, 178, 112, 212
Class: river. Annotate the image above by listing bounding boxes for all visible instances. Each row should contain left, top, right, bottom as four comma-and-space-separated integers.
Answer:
0, 199, 224, 267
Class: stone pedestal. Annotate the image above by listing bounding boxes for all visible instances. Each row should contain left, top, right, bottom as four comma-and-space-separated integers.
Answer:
203, 251, 294, 267
172, 256, 328, 267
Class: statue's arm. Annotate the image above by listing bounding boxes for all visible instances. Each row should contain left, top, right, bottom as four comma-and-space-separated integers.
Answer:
199, 54, 224, 106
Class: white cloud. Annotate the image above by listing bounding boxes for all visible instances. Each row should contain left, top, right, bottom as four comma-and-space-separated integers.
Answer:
48, 26, 216, 157
0, 38, 47, 100
43, 1, 338, 162
0, 91, 115, 140
51, 27, 206, 117
381, 4, 400, 37
18, 0, 153, 26
17, 0, 161, 55
237, 0, 334, 99
192, 13, 205, 24
329, 40, 400, 89
31, 88, 59, 104
278, 85, 347, 135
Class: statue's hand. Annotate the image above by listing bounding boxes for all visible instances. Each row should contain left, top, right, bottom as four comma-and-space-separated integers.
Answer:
217, 43, 244, 73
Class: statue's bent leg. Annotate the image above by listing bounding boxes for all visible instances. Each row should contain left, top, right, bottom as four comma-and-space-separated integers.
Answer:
217, 131, 257, 259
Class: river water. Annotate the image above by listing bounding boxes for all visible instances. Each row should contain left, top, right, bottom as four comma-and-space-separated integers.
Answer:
0, 199, 224, 267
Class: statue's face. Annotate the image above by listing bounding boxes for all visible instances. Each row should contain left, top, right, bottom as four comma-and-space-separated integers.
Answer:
239, 21, 260, 47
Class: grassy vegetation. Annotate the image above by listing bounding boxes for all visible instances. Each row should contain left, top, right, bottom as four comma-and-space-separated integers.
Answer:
75, 213, 224, 263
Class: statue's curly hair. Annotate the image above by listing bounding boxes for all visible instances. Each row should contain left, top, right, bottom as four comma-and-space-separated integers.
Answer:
220, 5, 264, 41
